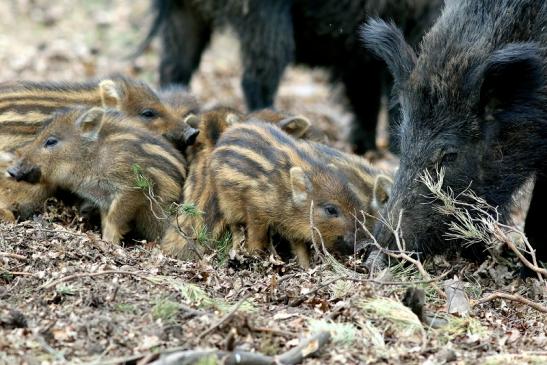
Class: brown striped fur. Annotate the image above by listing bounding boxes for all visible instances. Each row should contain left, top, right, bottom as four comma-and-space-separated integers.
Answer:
162, 115, 392, 267
8, 107, 186, 243
0, 76, 198, 150
160, 107, 327, 259
0, 76, 198, 221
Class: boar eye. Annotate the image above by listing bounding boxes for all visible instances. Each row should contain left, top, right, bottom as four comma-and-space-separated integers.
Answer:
441, 151, 458, 165
323, 204, 339, 218
140, 109, 159, 119
44, 137, 58, 148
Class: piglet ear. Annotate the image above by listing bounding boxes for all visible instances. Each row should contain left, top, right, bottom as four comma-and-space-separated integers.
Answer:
278, 116, 311, 138
225, 112, 240, 126
290, 166, 311, 207
361, 18, 417, 87
76, 107, 105, 140
372, 174, 393, 211
183, 113, 200, 128
479, 43, 544, 120
99, 79, 122, 108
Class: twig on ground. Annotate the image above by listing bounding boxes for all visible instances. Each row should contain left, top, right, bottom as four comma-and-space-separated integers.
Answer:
0, 252, 27, 260
197, 293, 251, 341
148, 331, 331, 365
289, 275, 344, 307
474, 291, 547, 313
288, 271, 451, 307
39, 270, 153, 290
179, 303, 210, 319
360, 210, 447, 299
244, 316, 296, 337
248, 326, 297, 338
500, 226, 547, 280
1, 270, 34, 277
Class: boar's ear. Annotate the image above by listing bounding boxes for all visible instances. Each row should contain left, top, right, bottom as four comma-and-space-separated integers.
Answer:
225, 112, 240, 126
290, 166, 312, 207
0, 150, 15, 164
278, 116, 311, 138
183, 113, 200, 128
479, 43, 544, 120
361, 18, 417, 86
76, 107, 105, 140
372, 174, 393, 210
99, 80, 122, 108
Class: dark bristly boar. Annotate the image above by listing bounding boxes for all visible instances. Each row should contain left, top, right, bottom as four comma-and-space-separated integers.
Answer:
8, 107, 186, 243
140, 0, 442, 152
0, 76, 198, 221
361, 0, 547, 264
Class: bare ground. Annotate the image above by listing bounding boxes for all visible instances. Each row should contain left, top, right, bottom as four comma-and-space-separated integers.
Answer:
0, 1, 545, 364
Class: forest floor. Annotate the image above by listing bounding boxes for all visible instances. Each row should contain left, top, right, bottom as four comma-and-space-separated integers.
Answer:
0, 1, 545, 364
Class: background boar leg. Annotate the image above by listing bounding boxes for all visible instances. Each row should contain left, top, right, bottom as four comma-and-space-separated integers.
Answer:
159, 2, 211, 86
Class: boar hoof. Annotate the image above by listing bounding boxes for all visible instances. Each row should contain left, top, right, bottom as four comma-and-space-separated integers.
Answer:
0, 208, 16, 223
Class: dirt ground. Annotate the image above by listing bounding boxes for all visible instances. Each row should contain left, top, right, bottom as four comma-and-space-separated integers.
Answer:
0, 1, 546, 364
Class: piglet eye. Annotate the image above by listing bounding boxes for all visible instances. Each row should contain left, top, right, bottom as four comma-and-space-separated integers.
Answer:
140, 109, 159, 119
44, 137, 58, 148
323, 204, 339, 218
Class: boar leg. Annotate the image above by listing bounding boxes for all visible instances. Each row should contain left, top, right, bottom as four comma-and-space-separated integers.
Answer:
343, 62, 383, 154
159, 3, 211, 86
245, 215, 269, 254
100, 196, 135, 244
230, 224, 245, 253
0, 207, 15, 223
160, 220, 204, 260
237, 2, 294, 110
523, 175, 547, 264
291, 241, 311, 269
161, 224, 186, 255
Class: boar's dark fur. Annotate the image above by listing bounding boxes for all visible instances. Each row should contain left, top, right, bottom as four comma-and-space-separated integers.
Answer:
362, 0, 547, 262
140, 0, 442, 152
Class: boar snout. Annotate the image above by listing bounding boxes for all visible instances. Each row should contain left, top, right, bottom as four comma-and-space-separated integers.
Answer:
7, 164, 41, 183
183, 127, 200, 146
332, 233, 361, 256
164, 127, 200, 149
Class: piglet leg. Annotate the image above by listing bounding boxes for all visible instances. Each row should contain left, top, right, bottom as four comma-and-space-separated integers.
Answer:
101, 195, 134, 244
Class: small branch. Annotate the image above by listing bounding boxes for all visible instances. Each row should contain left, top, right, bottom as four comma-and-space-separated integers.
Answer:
276, 331, 331, 364
289, 276, 344, 307
2, 271, 34, 277
39, 270, 151, 290
474, 292, 547, 313
359, 211, 447, 299
197, 294, 251, 341
247, 325, 296, 338
288, 272, 451, 307
387, 249, 447, 299
501, 227, 547, 279
148, 331, 332, 365
0, 252, 27, 260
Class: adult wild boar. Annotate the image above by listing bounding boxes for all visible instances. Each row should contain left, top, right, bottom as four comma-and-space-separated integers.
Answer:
140, 0, 442, 152
362, 0, 547, 262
